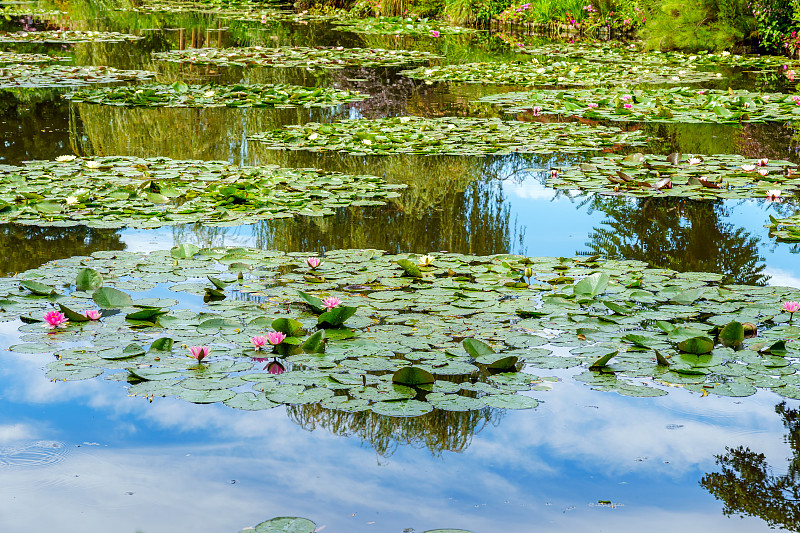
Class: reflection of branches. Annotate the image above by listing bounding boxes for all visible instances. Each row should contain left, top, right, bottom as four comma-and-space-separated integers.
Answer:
287, 401, 503, 457
248, 155, 516, 255
581, 196, 768, 285
0, 225, 125, 275
700, 402, 800, 531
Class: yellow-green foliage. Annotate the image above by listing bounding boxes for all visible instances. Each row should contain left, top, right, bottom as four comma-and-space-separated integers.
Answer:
641, 0, 756, 51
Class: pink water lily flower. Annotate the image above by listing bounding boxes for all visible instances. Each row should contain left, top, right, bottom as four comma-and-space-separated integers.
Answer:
430, 30, 440, 37
587, 103, 598, 108
758, 158, 769, 166
759, 168, 769, 176
623, 103, 633, 109
784, 301, 800, 313
267, 331, 286, 345
250, 335, 268, 350
85, 310, 101, 320
44, 310, 68, 329
766, 190, 782, 201
532, 106, 542, 116
620, 94, 632, 101
322, 297, 342, 310
189, 346, 210, 362
306, 256, 321, 269
267, 360, 285, 375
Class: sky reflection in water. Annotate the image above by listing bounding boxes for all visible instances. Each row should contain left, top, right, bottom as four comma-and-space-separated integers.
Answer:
0, 318, 796, 532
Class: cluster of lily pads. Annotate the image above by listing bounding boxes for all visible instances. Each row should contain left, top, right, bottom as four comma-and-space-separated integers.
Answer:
0, 30, 143, 43
769, 214, 800, 242
0, 51, 71, 65
237, 516, 470, 533
551, 152, 800, 199
0, 156, 404, 228
3, 247, 800, 416
0, 7, 66, 16
399, 59, 723, 87
0, 64, 154, 88
480, 87, 800, 123
153, 46, 442, 69
514, 42, 796, 71
330, 16, 475, 36
247, 116, 647, 156
66, 81, 366, 108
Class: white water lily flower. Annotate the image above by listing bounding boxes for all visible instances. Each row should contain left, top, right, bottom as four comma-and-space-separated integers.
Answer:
671, 76, 680, 81
716, 73, 722, 77
741, 164, 756, 171
766, 189, 782, 200
721, 50, 730, 56
202, 90, 215, 97
399, 116, 411, 123
678, 70, 686, 75
308, 133, 319, 140
536, 68, 546, 74
689, 55, 697, 60
85, 160, 101, 169
418, 255, 434, 267
65, 196, 78, 205
55, 155, 76, 162
424, 69, 434, 76
362, 139, 372, 145
687, 156, 702, 165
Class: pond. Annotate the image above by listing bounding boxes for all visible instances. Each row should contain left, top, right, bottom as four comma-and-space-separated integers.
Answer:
1, 2, 800, 532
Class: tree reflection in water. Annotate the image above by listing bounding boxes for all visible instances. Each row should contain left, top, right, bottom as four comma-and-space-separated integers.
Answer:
0, 224, 125, 275
287, 401, 503, 457
580, 195, 768, 285
701, 402, 800, 531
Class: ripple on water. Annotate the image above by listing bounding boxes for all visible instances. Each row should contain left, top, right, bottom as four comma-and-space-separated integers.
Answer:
0, 440, 67, 467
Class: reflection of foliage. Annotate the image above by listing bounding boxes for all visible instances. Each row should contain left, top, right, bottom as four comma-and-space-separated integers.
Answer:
700, 402, 800, 531
0, 89, 74, 165
0, 225, 125, 275
249, 150, 517, 254
581, 196, 767, 285
287, 399, 502, 456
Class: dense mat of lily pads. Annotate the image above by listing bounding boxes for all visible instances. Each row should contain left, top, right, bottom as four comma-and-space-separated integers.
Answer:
480, 87, 800, 123
0, 157, 404, 228
769, 213, 800, 242
3, 247, 800, 416
400, 59, 722, 87
0, 30, 143, 43
247, 116, 647, 156
0, 51, 71, 65
552, 152, 800, 199
0, 64, 154, 88
330, 16, 476, 36
66, 81, 366, 108
153, 46, 442, 69
515, 43, 796, 71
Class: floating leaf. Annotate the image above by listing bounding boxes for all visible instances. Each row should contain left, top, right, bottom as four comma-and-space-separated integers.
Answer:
93, 287, 133, 308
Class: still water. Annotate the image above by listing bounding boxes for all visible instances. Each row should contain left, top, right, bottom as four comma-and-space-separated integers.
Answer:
1, 2, 799, 532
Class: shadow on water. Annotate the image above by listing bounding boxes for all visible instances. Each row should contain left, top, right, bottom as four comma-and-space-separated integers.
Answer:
701, 401, 800, 531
